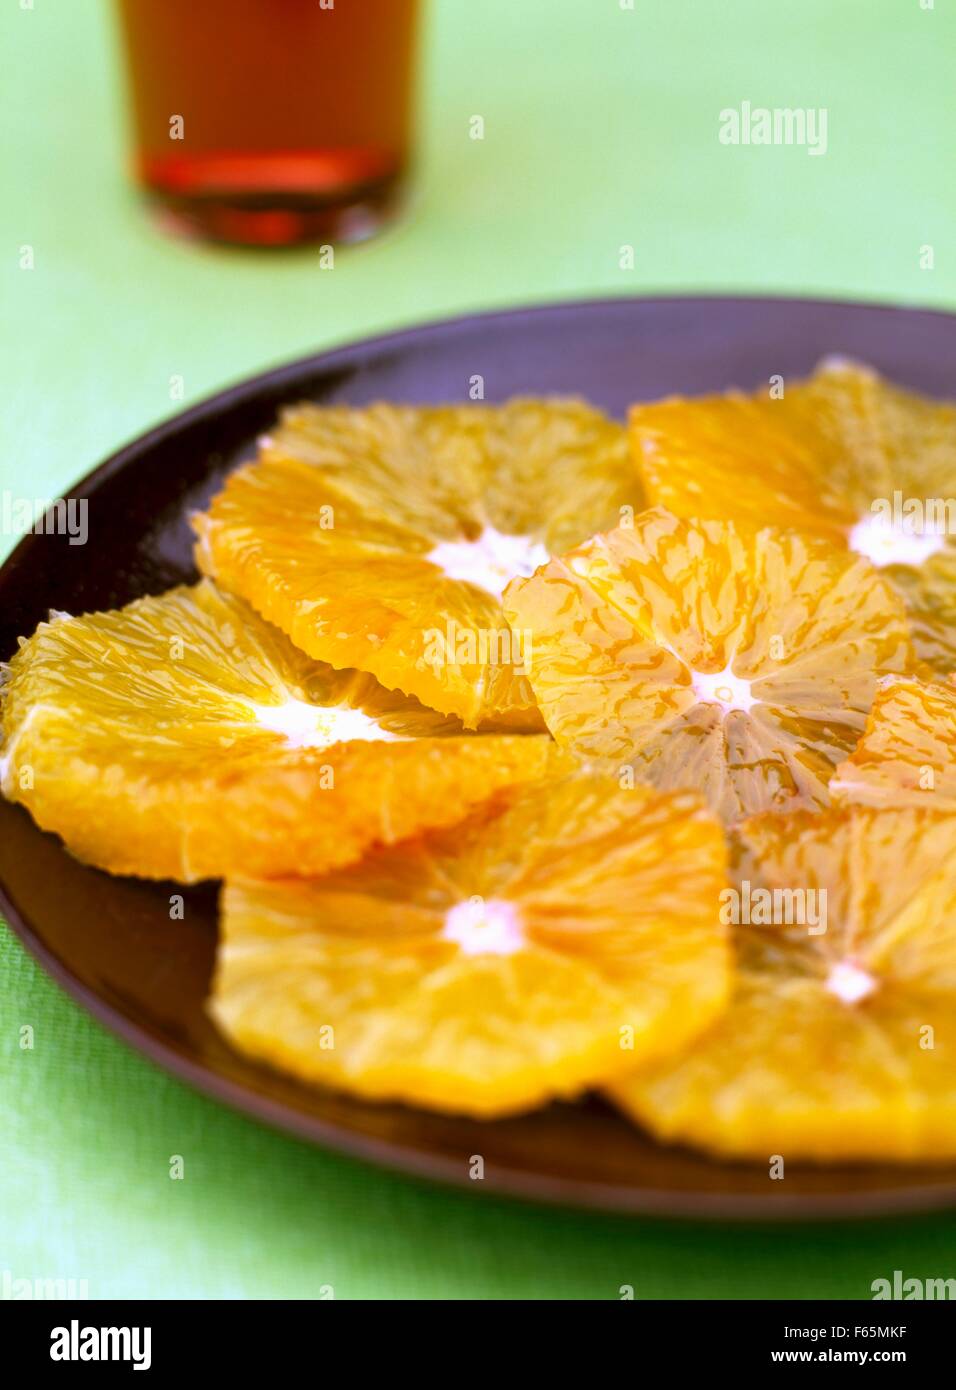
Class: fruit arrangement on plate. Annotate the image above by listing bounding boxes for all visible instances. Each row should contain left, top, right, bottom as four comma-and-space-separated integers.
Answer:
3, 361, 956, 1164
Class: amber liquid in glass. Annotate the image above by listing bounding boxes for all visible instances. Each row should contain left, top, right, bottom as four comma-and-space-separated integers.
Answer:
115, 0, 418, 246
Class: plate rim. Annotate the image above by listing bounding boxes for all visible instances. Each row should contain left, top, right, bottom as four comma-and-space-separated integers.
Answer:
8, 287, 956, 516
4, 291, 956, 1221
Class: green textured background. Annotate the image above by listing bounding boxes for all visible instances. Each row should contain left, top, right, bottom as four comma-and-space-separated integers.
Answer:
2, 0, 956, 1300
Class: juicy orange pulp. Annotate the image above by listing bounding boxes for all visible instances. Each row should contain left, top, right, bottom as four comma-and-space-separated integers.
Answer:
831, 674, 956, 809
193, 398, 643, 728
211, 774, 730, 1117
504, 508, 914, 823
0, 580, 560, 881
630, 359, 956, 673
610, 804, 956, 1161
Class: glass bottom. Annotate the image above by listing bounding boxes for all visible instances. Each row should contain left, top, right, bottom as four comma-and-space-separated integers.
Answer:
135, 152, 407, 247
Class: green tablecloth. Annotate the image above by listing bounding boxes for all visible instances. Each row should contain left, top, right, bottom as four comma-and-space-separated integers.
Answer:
2, 0, 955, 1299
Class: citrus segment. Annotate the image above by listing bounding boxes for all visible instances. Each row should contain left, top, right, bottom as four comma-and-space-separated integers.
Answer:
0, 581, 560, 882
831, 675, 956, 808
503, 508, 913, 823
193, 398, 641, 727
210, 776, 730, 1117
610, 806, 956, 1161
630, 359, 956, 672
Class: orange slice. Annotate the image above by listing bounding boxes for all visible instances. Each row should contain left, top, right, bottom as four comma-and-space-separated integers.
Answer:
630, 358, 956, 673
0, 581, 559, 882
610, 805, 956, 1162
193, 398, 641, 728
831, 674, 956, 808
503, 507, 913, 823
210, 776, 730, 1118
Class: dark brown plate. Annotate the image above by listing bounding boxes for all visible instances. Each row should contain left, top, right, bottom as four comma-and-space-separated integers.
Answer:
3, 295, 956, 1220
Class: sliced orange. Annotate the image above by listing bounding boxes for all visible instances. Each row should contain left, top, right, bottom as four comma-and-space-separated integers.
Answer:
192, 398, 641, 728
610, 805, 956, 1162
0, 580, 560, 882
831, 674, 956, 808
503, 507, 913, 824
630, 359, 956, 673
210, 775, 730, 1118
